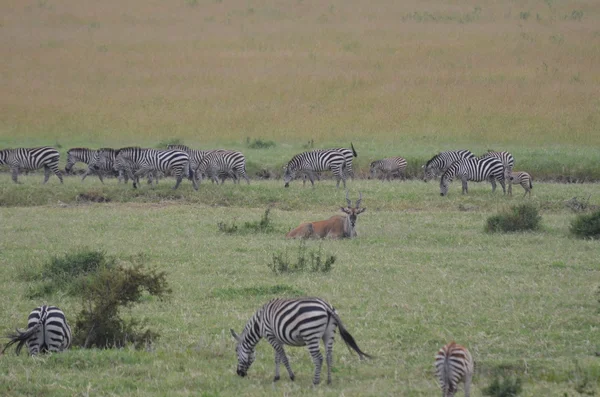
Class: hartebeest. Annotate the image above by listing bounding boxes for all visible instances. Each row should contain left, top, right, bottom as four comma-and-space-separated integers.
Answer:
286, 192, 366, 239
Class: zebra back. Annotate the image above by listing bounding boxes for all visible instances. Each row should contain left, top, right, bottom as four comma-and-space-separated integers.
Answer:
479, 150, 514, 170
435, 342, 474, 397
2, 305, 72, 356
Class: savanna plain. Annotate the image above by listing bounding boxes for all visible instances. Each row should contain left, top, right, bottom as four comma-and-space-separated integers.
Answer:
1, 0, 599, 396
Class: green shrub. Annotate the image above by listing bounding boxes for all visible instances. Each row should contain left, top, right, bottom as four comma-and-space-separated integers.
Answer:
246, 137, 276, 149
483, 376, 523, 396
485, 203, 541, 233
570, 210, 600, 239
268, 241, 335, 274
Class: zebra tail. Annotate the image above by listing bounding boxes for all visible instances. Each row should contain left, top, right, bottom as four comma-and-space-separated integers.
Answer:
2, 324, 41, 355
329, 310, 372, 360
350, 142, 358, 157
529, 179, 533, 189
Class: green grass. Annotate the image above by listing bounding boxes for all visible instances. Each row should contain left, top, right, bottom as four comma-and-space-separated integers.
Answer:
0, 179, 599, 396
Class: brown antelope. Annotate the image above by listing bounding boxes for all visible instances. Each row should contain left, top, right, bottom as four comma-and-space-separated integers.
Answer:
285, 192, 366, 239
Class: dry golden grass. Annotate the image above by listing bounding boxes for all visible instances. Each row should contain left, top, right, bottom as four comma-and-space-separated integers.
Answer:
1, 0, 599, 147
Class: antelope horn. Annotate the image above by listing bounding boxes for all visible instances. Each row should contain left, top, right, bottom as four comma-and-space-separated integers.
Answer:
355, 191, 362, 208
345, 190, 352, 207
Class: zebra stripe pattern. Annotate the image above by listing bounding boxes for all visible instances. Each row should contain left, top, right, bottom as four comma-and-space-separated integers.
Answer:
2, 305, 72, 356
90, 148, 126, 183
230, 297, 371, 385
283, 150, 347, 188
65, 147, 95, 174
116, 147, 195, 190
478, 150, 515, 195
0, 146, 63, 184
435, 342, 474, 397
440, 157, 506, 196
196, 150, 250, 185
510, 171, 533, 197
423, 150, 475, 182
370, 157, 408, 181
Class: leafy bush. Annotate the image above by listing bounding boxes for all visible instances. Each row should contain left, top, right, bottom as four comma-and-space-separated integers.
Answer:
73, 260, 171, 349
483, 376, 522, 397
25, 249, 116, 298
268, 241, 335, 274
485, 204, 541, 233
570, 210, 600, 239
246, 137, 276, 149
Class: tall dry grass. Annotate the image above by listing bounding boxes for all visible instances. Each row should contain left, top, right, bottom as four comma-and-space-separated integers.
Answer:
1, 0, 599, 147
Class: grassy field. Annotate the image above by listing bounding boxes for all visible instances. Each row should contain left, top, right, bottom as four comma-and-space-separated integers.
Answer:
0, 178, 599, 396
1, 0, 599, 395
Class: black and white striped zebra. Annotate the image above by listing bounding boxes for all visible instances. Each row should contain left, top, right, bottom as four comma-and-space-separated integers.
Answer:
230, 297, 371, 385
65, 147, 95, 175
478, 150, 515, 195
196, 150, 250, 185
510, 171, 533, 197
0, 146, 63, 184
116, 147, 196, 190
435, 342, 474, 397
423, 150, 475, 182
370, 157, 408, 181
283, 150, 347, 188
91, 148, 127, 184
2, 305, 72, 356
440, 157, 506, 196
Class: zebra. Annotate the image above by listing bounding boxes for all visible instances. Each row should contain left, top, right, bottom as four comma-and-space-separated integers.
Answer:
370, 157, 408, 181
90, 148, 128, 184
0, 146, 63, 184
440, 157, 506, 196
303, 144, 358, 182
423, 150, 475, 182
283, 150, 347, 188
435, 342, 474, 397
478, 150, 515, 195
510, 171, 533, 197
65, 147, 94, 175
2, 305, 72, 356
196, 150, 250, 185
116, 147, 196, 190
230, 297, 371, 385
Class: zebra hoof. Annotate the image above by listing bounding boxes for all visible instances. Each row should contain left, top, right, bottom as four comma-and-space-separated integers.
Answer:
273, 376, 280, 382
290, 375, 295, 381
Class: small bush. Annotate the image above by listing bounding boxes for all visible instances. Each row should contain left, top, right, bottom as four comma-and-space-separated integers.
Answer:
25, 249, 116, 298
268, 241, 335, 274
483, 376, 522, 397
246, 137, 276, 149
73, 261, 171, 349
218, 208, 275, 234
217, 220, 239, 233
570, 210, 600, 239
485, 204, 541, 233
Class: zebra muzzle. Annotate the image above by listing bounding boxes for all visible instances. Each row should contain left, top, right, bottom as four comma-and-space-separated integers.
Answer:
237, 369, 247, 377
284, 183, 289, 188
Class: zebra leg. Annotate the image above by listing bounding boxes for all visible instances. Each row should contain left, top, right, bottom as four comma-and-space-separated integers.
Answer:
44, 165, 52, 184
464, 371, 472, 397
11, 167, 21, 184
490, 178, 497, 193
306, 171, 316, 188
499, 178, 506, 195
173, 169, 183, 190
323, 333, 335, 384
267, 338, 295, 381
307, 340, 324, 385
461, 177, 468, 194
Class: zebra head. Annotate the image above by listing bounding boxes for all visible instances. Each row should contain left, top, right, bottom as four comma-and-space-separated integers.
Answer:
422, 164, 438, 182
369, 161, 379, 178
230, 329, 256, 377
283, 164, 295, 188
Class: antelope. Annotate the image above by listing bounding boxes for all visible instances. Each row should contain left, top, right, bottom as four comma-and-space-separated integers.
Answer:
286, 192, 366, 239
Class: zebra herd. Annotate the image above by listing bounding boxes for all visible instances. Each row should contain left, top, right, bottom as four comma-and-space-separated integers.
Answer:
4, 302, 473, 396
1, 145, 532, 197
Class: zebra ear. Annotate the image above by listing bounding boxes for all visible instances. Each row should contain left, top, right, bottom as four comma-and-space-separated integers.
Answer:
230, 329, 240, 341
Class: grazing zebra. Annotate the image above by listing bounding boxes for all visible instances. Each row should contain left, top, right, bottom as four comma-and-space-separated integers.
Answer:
370, 157, 408, 181
2, 305, 72, 356
196, 150, 250, 185
478, 150, 515, 195
440, 157, 506, 196
230, 297, 371, 385
423, 150, 475, 182
510, 171, 533, 197
283, 150, 347, 188
0, 146, 63, 184
116, 147, 195, 190
435, 342, 474, 397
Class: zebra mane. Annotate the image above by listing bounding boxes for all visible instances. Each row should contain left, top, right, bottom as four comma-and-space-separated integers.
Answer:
425, 153, 442, 168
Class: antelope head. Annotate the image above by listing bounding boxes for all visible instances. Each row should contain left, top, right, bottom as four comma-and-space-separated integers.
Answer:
341, 191, 366, 231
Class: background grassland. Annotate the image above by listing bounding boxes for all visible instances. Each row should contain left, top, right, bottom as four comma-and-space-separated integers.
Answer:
0, 180, 599, 396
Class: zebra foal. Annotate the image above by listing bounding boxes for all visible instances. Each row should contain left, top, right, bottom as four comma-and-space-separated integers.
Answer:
435, 342, 474, 397
230, 297, 371, 385
0, 147, 63, 184
510, 171, 533, 197
423, 150, 475, 182
440, 157, 506, 196
2, 305, 72, 356
283, 150, 347, 188
370, 157, 407, 181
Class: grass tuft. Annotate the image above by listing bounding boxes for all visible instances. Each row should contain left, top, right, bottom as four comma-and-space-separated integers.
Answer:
483, 376, 523, 396
268, 241, 335, 274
